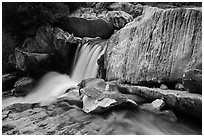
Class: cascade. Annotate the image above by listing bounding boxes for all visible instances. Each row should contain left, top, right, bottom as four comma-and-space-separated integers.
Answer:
71, 40, 106, 82
2, 40, 106, 107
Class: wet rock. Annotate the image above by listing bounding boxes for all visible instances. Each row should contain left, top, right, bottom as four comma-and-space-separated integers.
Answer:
107, 82, 202, 120
160, 84, 168, 90
151, 99, 165, 110
175, 83, 185, 91
97, 54, 106, 79
182, 69, 202, 94
13, 77, 35, 97
104, 6, 202, 84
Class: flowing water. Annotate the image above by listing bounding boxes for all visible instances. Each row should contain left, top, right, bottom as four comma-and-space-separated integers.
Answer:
2, 40, 201, 135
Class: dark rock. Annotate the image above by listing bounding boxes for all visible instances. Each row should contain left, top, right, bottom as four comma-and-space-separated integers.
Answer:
9, 26, 79, 75
13, 48, 51, 74
2, 124, 16, 133
182, 69, 202, 94
13, 77, 35, 97
104, 6, 202, 84
97, 54, 106, 79
2, 72, 24, 91
55, 17, 114, 39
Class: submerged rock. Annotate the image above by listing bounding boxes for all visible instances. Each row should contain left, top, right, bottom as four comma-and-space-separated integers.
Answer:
104, 6, 202, 84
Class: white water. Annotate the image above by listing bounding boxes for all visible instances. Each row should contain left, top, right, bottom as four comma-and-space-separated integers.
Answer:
3, 40, 106, 107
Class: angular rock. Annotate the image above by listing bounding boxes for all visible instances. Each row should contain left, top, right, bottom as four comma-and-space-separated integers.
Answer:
151, 99, 165, 110
107, 82, 202, 120
108, 2, 143, 18
80, 87, 137, 113
104, 6, 202, 84
70, 7, 133, 30
107, 11, 133, 29
182, 69, 202, 94
175, 83, 185, 91
77, 78, 106, 91
160, 84, 168, 90
9, 26, 79, 74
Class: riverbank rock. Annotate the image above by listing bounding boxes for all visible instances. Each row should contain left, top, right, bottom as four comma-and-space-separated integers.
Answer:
182, 69, 202, 94
104, 6, 202, 84
80, 87, 137, 113
108, 82, 202, 120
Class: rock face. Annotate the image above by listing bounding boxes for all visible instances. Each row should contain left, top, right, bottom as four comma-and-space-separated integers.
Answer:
104, 6, 202, 84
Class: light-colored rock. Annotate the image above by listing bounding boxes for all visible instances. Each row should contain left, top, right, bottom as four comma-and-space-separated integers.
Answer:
160, 84, 168, 90
108, 2, 143, 18
79, 87, 137, 113
151, 99, 165, 110
107, 82, 202, 120
70, 7, 133, 29
175, 83, 185, 91
107, 11, 133, 29
104, 6, 202, 84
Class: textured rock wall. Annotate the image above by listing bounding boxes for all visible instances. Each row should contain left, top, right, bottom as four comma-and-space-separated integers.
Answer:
104, 6, 202, 84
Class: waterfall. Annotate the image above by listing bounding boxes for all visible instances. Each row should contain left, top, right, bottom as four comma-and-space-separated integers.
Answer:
2, 39, 107, 107
71, 40, 106, 82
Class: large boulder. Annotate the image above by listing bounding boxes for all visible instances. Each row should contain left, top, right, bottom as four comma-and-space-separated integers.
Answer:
108, 82, 202, 120
9, 26, 79, 75
104, 6, 202, 84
